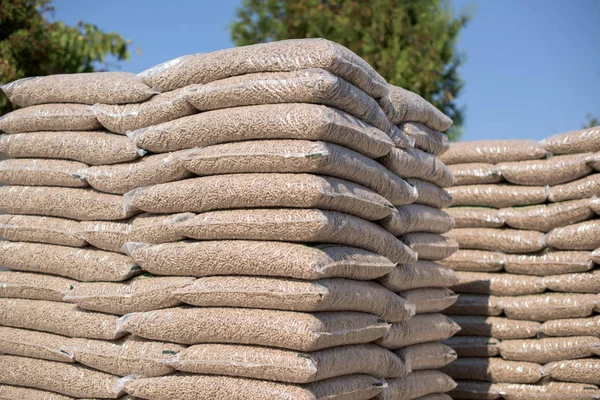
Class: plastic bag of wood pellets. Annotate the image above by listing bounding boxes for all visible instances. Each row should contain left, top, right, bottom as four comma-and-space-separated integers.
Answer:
130, 103, 393, 158
377, 260, 459, 292
0, 186, 138, 221
439, 249, 505, 272
77, 213, 194, 253
184, 69, 393, 134
443, 336, 501, 358
128, 174, 396, 221
0, 326, 74, 362
448, 163, 503, 186
441, 358, 543, 383
543, 269, 600, 293
174, 276, 414, 322
445, 294, 503, 316
593, 247, 600, 263
1, 72, 158, 106
399, 122, 450, 156
542, 358, 600, 385
0, 242, 140, 281
450, 380, 503, 400
377, 371, 457, 400
452, 316, 541, 340
441, 140, 548, 165
398, 288, 458, 314
499, 381, 600, 400
0, 270, 74, 302
448, 184, 549, 208
170, 343, 407, 384
62, 335, 184, 377
0, 131, 141, 165
500, 198, 598, 232
380, 85, 453, 131
93, 88, 197, 134
499, 336, 600, 364
379, 147, 455, 188
407, 178, 454, 209
125, 372, 384, 400
0, 384, 76, 400
446, 207, 504, 229
540, 126, 600, 155
175, 209, 418, 265
0, 104, 101, 133
85, 151, 194, 194
64, 276, 195, 315
181, 140, 417, 206
119, 307, 390, 351
0, 214, 85, 247
401, 233, 459, 261
0, 158, 89, 187
396, 342, 457, 371
545, 219, 600, 250
548, 174, 600, 202
0, 298, 123, 340
503, 251, 594, 276
588, 152, 600, 170
376, 313, 461, 349
380, 204, 455, 236
453, 271, 546, 296
540, 315, 600, 338
497, 153, 593, 186
446, 228, 546, 254
0, 355, 129, 398
501, 293, 600, 322
414, 394, 453, 400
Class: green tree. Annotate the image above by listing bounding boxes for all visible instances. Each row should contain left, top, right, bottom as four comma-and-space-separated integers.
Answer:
230, 0, 471, 139
0, 0, 131, 115
582, 113, 599, 128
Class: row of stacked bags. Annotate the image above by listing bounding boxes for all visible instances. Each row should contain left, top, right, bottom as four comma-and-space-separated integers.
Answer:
437, 129, 600, 399
0, 38, 460, 400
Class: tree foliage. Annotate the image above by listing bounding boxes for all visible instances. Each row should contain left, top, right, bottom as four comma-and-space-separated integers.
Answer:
0, 0, 131, 114
231, 0, 470, 138
582, 113, 599, 129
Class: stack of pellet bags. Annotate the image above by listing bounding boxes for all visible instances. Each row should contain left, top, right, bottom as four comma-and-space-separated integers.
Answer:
0, 39, 462, 400
436, 130, 600, 399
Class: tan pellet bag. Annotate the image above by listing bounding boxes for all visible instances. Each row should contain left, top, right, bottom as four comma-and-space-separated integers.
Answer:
0, 158, 89, 187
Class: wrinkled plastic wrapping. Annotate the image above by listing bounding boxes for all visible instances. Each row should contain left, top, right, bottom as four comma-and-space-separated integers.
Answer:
399, 122, 450, 156
443, 336, 501, 357
497, 153, 593, 186
440, 140, 547, 165
396, 343, 457, 371
0, 384, 80, 400
498, 381, 600, 400
378, 371, 457, 400
448, 184, 549, 208
0, 241, 140, 282
453, 271, 546, 296
125, 373, 384, 400
398, 287, 458, 314
180, 140, 417, 206
540, 315, 600, 338
184, 69, 393, 134
0, 214, 86, 247
406, 178, 454, 209
381, 85, 453, 131
64, 276, 195, 315
376, 313, 461, 349
1, 72, 158, 107
501, 293, 600, 322
377, 260, 459, 292
401, 233, 459, 261
381, 204, 454, 236
450, 380, 503, 400
174, 209, 417, 265
548, 174, 600, 203
439, 250, 505, 272
545, 219, 600, 250
94, 87, 198, 134
449, 163, 503, 186
543, 269, 600, 293
0, 186, 138, 221
0, 298, 123, 340
441, 358, 543, 384
445, 294, 503, 316
173, 276, 415, 322
499, 336, 600, 364
445, 207, 504, 229
503, 251, 595, 276
0, 270, 74, 302
170, 343, 407, 384
62, 335, 184, 377
0, 131, 141, 166
0, 158, 89, 188
138, 38, 389, 98
0, 326, 74, 363
446, 228, 546, 254
379, 147, 455, 188
118, 307, 391, 351
127, 241, 396, 281
451, 316, 541, 340
388, 124, 415, 150
540, 126, 600, 155
130, 103, 393, 158
0, 103, 101, 133
542, 358, 600, 385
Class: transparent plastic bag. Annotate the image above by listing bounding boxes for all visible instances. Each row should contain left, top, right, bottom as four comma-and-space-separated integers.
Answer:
542, 358, 600, 385
499, 336, 600, 364
381, 85, 453, 131
450, 380, 503, 400
448, 184, 549, 208
396, 343, 457, 371
543, 269, 600, 293
500, 198, 597, 232
407, 178, 453, 209
545, 219, 600, 250
453, 271, 546, 296
0, 326, 74, 363
501, 293, 599, 322
0, 270, 75, 302
448, 163, 502, 186
401, 233, 459, 261
443, 336, 501, 357
398, 288, 458, 314
440, 140, 547, 165
498, 381, 600, 400
0, 214, 86, 247
540, 126, 600, 155
381, 204, 455, 236
503, 251, 595, 276
376, 313, 461, 349
451, 315, 541, 340
0, 103, 101, 133
445, 294, 503, 316
446, 228, 546, 254
497, 153, 593, 186
446, 207, 505, 229
0, 384, 78, 400
378, 371, 457, 400
0, 158, 89, 188
399, 122, 450, 156
377, 260, 459, 292
540, 315, 600, 338
549, 174, 600, 203
439, 249, 505, 272
379, 147, 455, 188
441, 358, 543, 384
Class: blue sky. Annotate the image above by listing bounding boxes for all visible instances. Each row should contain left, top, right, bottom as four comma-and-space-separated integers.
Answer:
53, 0, 599, 141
